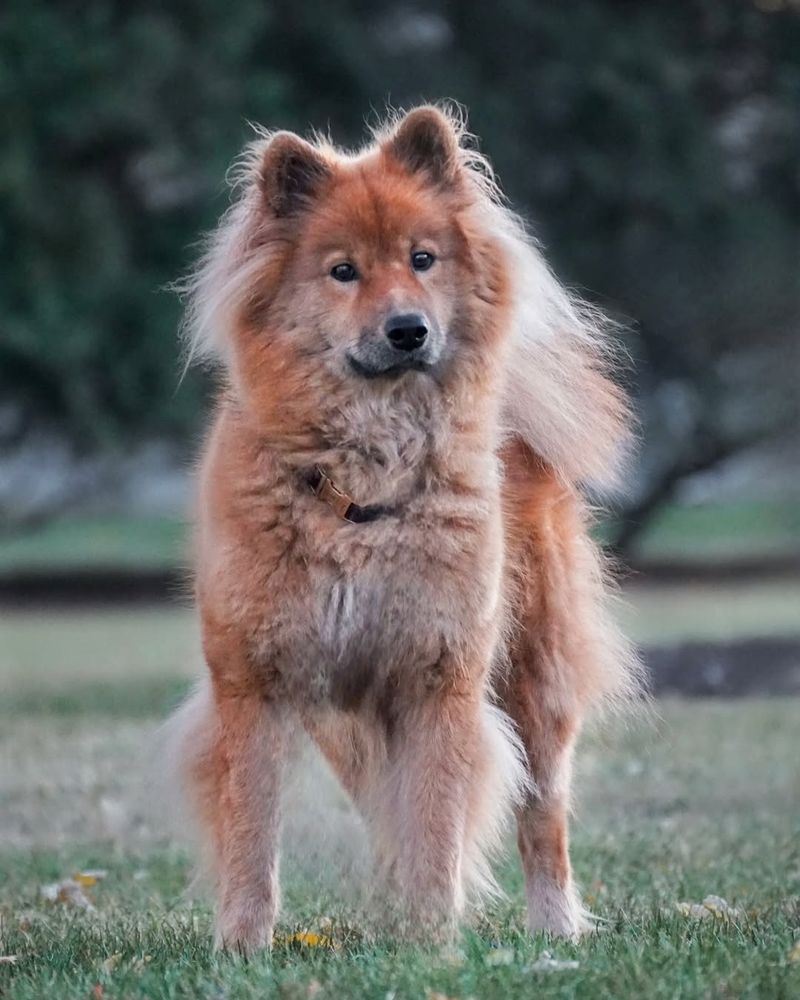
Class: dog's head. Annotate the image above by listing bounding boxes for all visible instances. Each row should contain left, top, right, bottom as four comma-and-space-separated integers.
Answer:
189, 107, 512, 438
262, 109, 471, 383
183, 106, 632, 488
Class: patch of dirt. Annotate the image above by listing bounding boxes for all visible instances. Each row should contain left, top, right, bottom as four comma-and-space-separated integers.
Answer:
644, 638, 800, 697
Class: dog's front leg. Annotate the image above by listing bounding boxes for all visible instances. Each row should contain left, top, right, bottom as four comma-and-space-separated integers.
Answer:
378, 683, 480, 936
213, 683, 290, 954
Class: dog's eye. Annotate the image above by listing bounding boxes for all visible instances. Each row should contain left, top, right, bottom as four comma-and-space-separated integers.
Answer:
330, 262, 358, 283
411, 251, 435, 272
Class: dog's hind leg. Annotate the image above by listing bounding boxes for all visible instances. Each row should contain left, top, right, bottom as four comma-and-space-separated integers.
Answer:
306, 689, 524, 936
364, 670, 522, 938
302, 709, 381, 808
377, 689, 475, 934
499, 440, 637, 937
499, 540, 587, 934
500, 668, 586, 937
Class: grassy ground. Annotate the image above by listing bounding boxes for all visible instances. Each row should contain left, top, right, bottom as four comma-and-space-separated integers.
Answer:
615, 580, 800, 644
1, 611, 799, 998
0, 516, 188, 572
629, 499, 800, 560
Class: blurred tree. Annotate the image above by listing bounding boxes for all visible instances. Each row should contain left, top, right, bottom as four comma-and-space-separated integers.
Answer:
1, 0, 798, 547
0, 0, 298, 450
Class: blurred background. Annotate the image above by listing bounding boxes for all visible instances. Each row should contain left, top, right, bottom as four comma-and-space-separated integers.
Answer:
1, 0, 799, 696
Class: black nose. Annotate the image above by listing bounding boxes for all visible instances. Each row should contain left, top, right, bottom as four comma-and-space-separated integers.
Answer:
385, 313, 428, 352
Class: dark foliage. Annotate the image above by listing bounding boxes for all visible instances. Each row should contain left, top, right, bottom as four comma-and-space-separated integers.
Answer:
2, 1, 798, 540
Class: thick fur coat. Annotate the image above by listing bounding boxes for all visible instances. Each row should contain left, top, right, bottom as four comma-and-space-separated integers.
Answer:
166, 105, 641, 951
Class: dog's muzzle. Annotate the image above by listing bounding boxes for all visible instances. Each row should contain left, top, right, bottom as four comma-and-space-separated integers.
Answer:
347, 313, 442, 379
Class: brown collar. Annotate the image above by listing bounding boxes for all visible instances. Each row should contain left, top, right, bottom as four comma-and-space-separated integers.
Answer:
305, 466, 394, 524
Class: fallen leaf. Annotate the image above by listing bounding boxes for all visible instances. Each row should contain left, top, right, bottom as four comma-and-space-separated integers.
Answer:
438, 945, 466, 967
484, 947, 514, 966
72, 874, 97, 889
788, 941, 800, 964
40, 878, 95, 912
73, 870, 107, 888
0, 956, 18, 965
101, 953, 122, 973
528, 950, 580, 972
675, 895, 742, 922
277, 931, 333, 949
701, 895, 742, 919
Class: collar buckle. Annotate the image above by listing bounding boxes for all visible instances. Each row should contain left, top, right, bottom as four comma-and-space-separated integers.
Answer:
311, 466, 353, 520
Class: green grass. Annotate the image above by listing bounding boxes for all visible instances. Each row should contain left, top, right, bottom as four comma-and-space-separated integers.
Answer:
0, 698, 798, 999
0, 516, 188, 572
1, 612, 799, 998
628, 499, 800, 560
617, 580, 800, 644
0, 609, 200, 696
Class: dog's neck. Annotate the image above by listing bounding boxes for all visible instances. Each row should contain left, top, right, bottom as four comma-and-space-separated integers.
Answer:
233, 360, 505, 511
301, 465, 397, 523
301, 371, 504, 510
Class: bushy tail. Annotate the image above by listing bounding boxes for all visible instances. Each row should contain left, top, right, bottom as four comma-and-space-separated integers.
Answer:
461, 699, 529, 903
498, 227, 634, 494
158, 679, 222, 885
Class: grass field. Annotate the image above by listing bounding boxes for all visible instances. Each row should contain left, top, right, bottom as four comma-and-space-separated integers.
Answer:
1, 608, 799, 999
0, 517, 188, 573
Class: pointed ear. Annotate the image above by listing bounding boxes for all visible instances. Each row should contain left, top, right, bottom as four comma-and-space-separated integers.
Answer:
385, 107, 461, 186
258, 132, 331, 216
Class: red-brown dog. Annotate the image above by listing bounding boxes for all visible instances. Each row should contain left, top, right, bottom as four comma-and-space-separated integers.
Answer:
167, 104, 641, 952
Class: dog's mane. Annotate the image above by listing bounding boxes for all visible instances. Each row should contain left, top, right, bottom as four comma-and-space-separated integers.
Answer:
175, 103, 633, 493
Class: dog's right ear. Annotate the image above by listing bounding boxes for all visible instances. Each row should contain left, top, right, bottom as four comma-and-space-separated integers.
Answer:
258, 132, 331, 217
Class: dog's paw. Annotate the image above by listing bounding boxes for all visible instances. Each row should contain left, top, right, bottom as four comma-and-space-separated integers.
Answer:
214, 904, 274, 955
526, 874, 592, 940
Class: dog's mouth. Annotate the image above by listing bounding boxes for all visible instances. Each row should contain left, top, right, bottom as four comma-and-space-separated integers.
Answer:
346, 354, 434, 380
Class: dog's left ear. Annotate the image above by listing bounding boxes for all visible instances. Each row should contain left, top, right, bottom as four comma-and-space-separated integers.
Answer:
385, 107, 461, 186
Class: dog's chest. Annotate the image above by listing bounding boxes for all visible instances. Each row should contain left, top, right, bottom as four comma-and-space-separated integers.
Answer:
273, 559, 450, 704
256, 511, 503, 706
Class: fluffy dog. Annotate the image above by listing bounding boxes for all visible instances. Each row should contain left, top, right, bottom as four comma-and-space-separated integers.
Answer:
166, 104, 641, 952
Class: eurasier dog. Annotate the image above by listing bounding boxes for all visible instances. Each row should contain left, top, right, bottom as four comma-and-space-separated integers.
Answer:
166, 104, 641, 952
